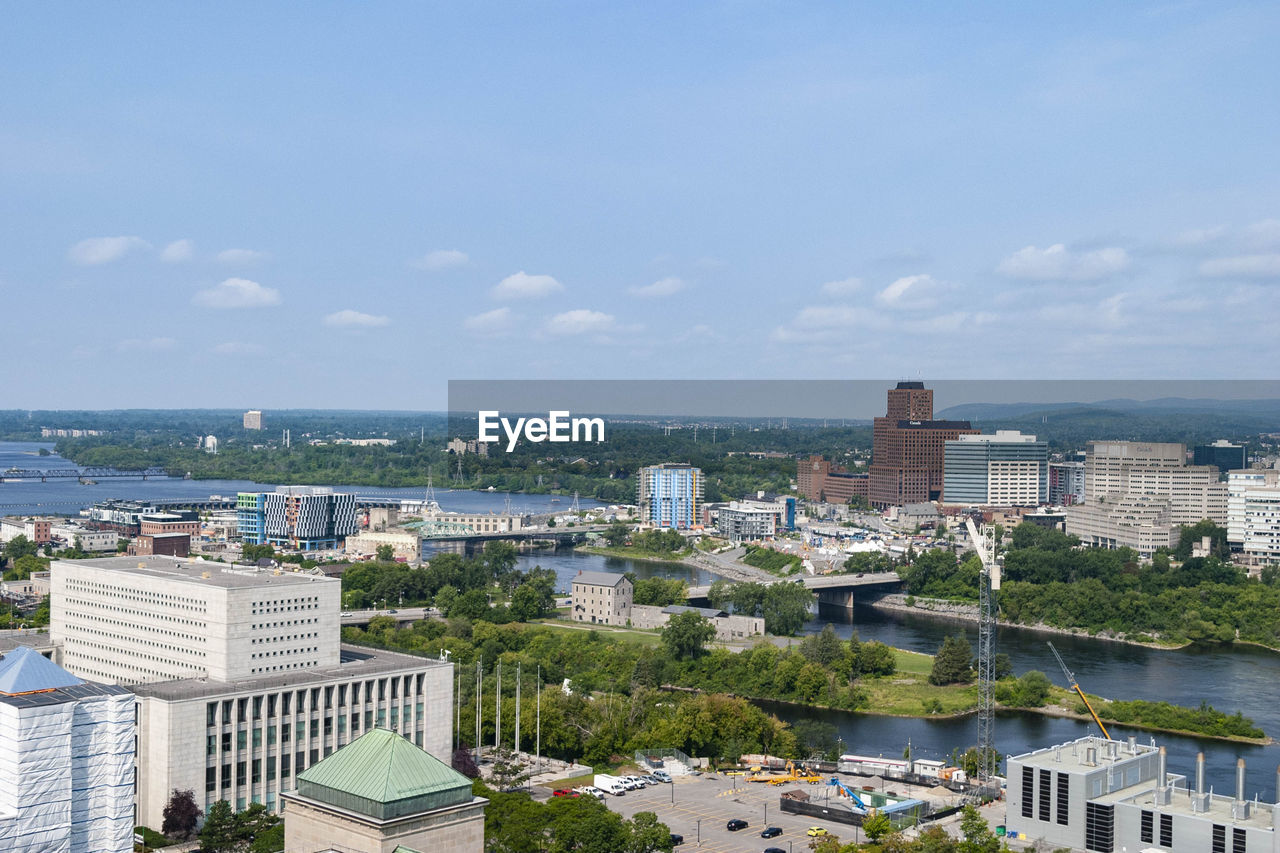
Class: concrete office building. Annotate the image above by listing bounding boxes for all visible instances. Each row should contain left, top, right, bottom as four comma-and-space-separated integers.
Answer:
1227, 470, 1280, 567
1007, 735, 1280, 853
281, 727, 486, 853
869, 382, 977, 508
133, 646, 453, 831
1065, 496, 1178, 557
51, 554, 342, 685
717, 501, 780, 543
1115, 464, 1228, 525
238, 487, 359, 551
1195, 440, 1247, 476
1049, 461, 1087, 506
569, 571, 633, 626
1084, 441, 1187, 501
637, 464, 703, 530
0, 647, 135, 853
943, 431, 1048, 507
244, 410, 264, 430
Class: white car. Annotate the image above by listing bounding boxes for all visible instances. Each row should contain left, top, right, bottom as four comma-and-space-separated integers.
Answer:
576, 786, 606, 799
619, 778, 639, 790
652, 770, 672, 783
624, 775, 648, 788
340, 612, 354, 617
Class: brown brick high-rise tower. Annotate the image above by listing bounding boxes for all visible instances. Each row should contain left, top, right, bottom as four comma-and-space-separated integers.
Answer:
869, 381, 977, 508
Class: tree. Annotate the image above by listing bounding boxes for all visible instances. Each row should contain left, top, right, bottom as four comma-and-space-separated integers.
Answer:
2, 534, 38, 563
375, 543, 395, 561
198, 800, 240, 853
957, 804, 1000, 853
490, 747, 531, 790
993, 652, 1013, 680
760, 582, 815, 636
661, 611, 716, 660
510, 574, 556, 621
604, 521, 630, 547
242, 543, 275, 563
855, 641, 897, 677
161, 788, 202, 839
626, 811, 675, 853
862, 809, 893, 841
799, 624, 844, 667
928, 635, 974, 685
633, 577, 688, 607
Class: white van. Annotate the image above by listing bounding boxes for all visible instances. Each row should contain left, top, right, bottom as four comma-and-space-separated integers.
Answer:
593, 774, 627, 796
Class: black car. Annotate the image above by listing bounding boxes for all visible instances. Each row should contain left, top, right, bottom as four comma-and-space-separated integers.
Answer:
764, 848, 787, 853
761, 826, 782, 838
669, 834, 683, 845
727, 819, 748, 831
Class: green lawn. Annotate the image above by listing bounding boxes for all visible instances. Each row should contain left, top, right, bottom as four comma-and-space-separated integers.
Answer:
534, 618, 664, 647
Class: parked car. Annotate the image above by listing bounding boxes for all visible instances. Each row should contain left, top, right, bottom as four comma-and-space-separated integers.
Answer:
624, 775, 648, 788
653, 770, 672, 783
761, 826, 782, 838
619, 778, 639, 790
765, 848, 787, 853
552, 788, 578, 797
669, 834, 684, 846
727, 819, 748, 831
806, 827, 828, 837
575, 786, 605, 799
640, 774, 659, 785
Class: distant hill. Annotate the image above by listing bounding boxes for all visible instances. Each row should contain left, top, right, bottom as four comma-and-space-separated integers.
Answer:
938, 398, 1280, 420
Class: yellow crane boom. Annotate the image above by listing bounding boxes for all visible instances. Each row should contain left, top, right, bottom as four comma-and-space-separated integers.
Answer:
1047, 641, 1110, 740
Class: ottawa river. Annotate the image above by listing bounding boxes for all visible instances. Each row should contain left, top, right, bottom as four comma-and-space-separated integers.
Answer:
5, 441, 1279, 797
519, 548, 1280, 800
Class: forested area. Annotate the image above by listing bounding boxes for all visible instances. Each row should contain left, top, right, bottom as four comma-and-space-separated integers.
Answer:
899, 522, 1280, 648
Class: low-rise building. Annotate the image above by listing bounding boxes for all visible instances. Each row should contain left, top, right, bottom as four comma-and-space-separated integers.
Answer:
0, 516, 52, 545
346, 531, 421, 561
50, 523, 118, 552
1007, 736, 1279, 853
569, 571, 633, 626
629, 604, 763, 641
281, 727, 486, 853
126, 531, 192, 557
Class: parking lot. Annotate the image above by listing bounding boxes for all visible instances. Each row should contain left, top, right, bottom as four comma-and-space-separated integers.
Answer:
589, 773, 879, 852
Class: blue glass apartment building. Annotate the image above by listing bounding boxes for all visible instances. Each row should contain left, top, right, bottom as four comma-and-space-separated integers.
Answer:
237, 487, 358, 551
637, 464, 703, 530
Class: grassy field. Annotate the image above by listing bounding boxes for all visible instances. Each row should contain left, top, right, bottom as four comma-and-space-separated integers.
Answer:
534, 618, 664, 647
861, 649, 979, 716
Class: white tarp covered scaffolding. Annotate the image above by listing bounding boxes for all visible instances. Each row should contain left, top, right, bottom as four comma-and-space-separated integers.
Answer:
0, 647, 134, 853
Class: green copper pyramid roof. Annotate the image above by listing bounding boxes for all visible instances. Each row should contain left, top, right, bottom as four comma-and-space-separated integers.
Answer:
296, 728, 472, 820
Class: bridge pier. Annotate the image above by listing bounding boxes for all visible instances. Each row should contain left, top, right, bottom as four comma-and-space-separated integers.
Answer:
816, 587, 856, 610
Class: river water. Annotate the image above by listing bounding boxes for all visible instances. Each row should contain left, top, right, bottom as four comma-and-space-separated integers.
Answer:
0, 440, 599, 517
520, 545, 1280, 800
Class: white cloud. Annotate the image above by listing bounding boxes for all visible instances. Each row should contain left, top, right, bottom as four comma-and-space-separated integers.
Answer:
770, 305, 861, 344
544, 309, 615, 336
117, 337, 175, 352
876, 274, 946, 309
492, 271, 564, 300
1243, 219, 1280, 249
213, 341, 265, 355
193, 278, 282, 309
819, 277, 862, 297
216, 248, 269, 265
464, 307, 516, 335
68, 236, 149, 265
630, 277, 685, 298
1198, 254, 1280, 279
413, 249, 469, 271
996, 243, 1129, 281
323, 309, 390, 328
1172, 225, 1228, 248
160, 239, 195, 262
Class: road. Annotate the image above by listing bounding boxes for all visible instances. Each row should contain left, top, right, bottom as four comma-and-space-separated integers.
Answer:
339, 606, 436, 626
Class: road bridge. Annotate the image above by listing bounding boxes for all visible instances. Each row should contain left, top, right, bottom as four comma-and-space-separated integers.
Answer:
687, 571, 901, 609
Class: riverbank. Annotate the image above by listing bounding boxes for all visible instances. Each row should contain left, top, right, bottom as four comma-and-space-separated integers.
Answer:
575, 545, 695, 563
870, 594, 1192, 650
572, 544, 776, 584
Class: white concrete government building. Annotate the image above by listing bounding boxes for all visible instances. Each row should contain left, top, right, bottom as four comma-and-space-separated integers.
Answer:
49, 555, 454, 830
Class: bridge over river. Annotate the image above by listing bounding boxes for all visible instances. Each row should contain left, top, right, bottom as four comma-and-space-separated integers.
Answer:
687, 571, 901, 609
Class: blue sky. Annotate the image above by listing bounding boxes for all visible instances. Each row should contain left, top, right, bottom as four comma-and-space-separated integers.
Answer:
3, 2, 1279, 409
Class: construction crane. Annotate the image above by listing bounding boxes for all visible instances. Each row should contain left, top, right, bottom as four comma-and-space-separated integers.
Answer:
965, 517, 1001, 785
1047, 641, 1111, 740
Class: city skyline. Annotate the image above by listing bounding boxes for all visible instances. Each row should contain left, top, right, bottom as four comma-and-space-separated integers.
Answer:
3, 3, 1279, 409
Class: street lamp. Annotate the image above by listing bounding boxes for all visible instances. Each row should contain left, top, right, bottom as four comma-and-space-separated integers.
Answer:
696, 819, 701, 846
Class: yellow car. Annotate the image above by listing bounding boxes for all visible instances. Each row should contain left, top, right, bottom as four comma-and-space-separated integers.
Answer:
806, 827, 828, 837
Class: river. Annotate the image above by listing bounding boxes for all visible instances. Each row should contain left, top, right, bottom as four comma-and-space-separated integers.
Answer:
0, 440, 598, 517
518, 545, 1280, 800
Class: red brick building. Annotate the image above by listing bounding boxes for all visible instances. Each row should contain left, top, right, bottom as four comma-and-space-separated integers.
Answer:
868, 382, 977, 508
797, 456, 869, 504
127, 532, 191, 557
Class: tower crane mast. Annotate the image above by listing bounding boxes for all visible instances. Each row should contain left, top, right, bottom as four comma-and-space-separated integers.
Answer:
965, 517, 1001, 785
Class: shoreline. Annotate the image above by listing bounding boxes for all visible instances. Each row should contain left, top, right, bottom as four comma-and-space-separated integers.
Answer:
869, 595, 1193, 651
661, 685, 1270, 746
